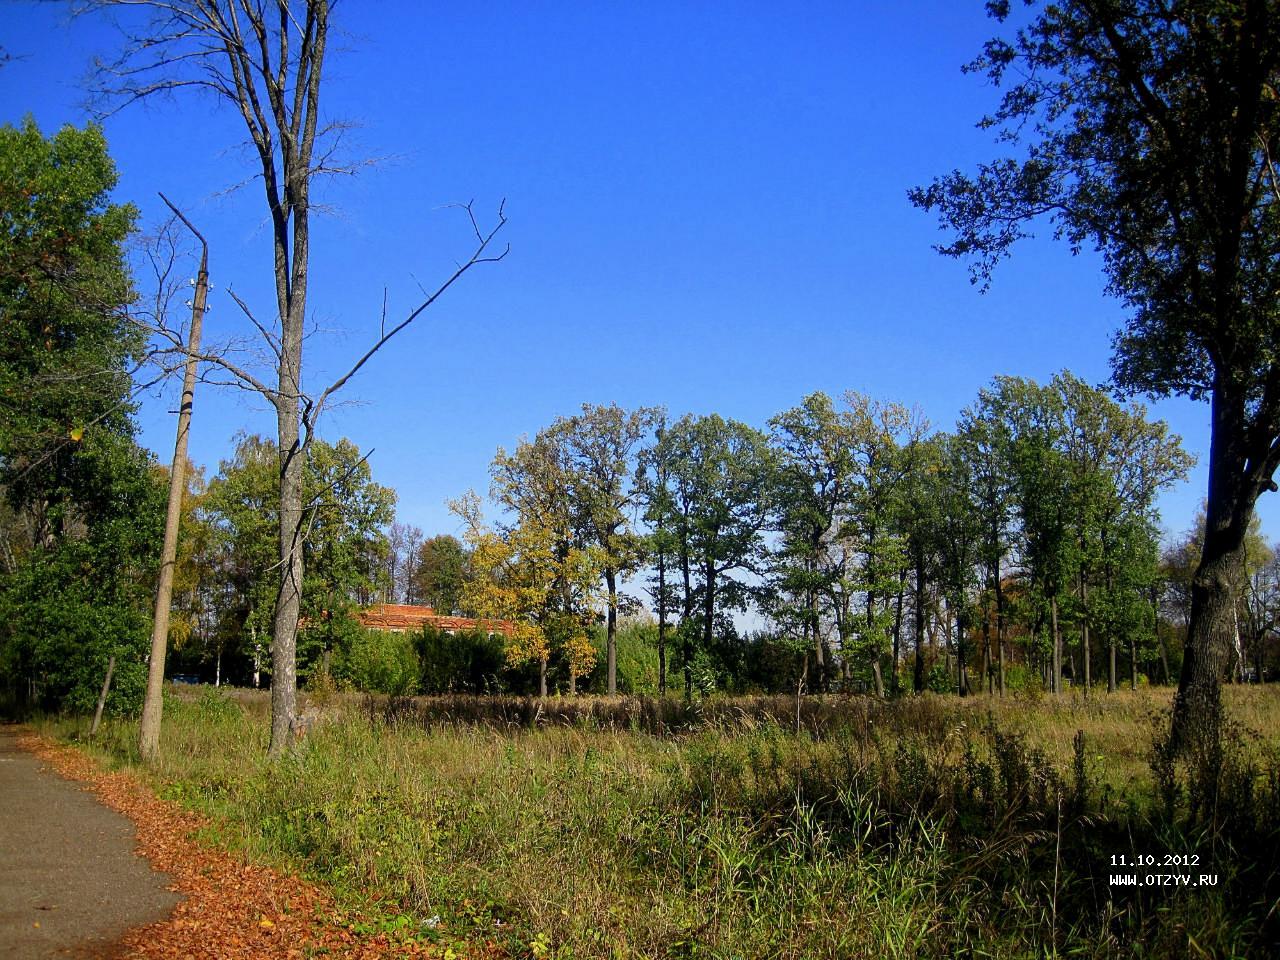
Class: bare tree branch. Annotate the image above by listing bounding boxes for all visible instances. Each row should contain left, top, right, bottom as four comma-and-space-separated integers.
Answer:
307, 200, 508, 429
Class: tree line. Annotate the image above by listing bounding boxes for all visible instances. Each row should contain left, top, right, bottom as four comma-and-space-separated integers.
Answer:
431, 381, 1215, 701
1, 118, 1277, 714
177, 378, 1271, 704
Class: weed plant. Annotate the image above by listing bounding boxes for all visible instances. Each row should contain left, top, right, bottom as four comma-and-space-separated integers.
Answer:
46, 685, 1280, 958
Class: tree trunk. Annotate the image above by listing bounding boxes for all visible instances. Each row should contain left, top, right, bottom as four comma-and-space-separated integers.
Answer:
891, 571, 905, 695
267, 198, 313, 757
1080, 575, 1091, 698
913, 556, 926, 693
269, 393, 305, 756
995, 539, 1006, 696
1172, 385, 1268, 748
539, 655, 548, 698
702, 560, 716, 672
605, 567, 618, 695
1051, 593, 1062, 695
980, 607, 991, 695
810, 553, 824, 692
657, 549, 667, 696
866, 585, 879, 695
1172, 522, 1248, 747
1106, 568, 1117, 694
681, 534, 693, 699
90, 656, 115, 739
1129, 636, 1137, 691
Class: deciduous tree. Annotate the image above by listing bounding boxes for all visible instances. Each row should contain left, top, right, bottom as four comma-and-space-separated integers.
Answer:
912, 0, 1280, 745
412, 533, 469, 614
0, 119, 162, 712
92, 0, 505, 755
202, 434, 394, 683
658, 414, 773, 697
767, 392, 858, 691
551, 403, 657, 694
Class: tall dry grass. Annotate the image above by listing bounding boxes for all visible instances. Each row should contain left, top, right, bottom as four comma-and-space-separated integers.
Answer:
52, 684, 1280, 958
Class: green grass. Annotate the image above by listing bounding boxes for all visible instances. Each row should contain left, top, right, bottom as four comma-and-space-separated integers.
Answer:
45, 685, 1280, 959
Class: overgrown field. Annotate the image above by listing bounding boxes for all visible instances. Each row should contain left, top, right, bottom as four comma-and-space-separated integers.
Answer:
47, 686, 1280, 958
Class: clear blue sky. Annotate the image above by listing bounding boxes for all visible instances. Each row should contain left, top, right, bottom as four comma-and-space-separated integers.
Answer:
2, 1, 1264, 544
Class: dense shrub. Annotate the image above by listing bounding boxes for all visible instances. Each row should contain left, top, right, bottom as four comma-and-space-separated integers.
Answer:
331, 628, 419, 695
415, 627, 505, 694
0, 540, 152, 716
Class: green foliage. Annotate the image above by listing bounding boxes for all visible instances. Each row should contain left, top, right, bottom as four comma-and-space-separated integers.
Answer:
913, 0, 1280, 738
414, 626, 504, 695
999, 663, 1044, 697
411, 534, 468, 613
579, 620, 663, 695
647, 413, 774, 694
0, 539, 151, 713
0, 117, 140, 498
610, 620, 661, 694
303, 438, 397, 618
764, 392, 861, 689
200, 434, 395, 684
0, 119, 161, 713
331, 628, 419, 696
924, 661, 953, 695
911, 2, 1280, 405
200, 435, 278, 681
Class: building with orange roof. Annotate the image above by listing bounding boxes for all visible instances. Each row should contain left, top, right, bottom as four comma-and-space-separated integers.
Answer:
357, 603, 515, 638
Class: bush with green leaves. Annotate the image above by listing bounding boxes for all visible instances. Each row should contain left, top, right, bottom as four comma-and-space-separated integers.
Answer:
415, 626, 504, 695
331, 628, 419, 695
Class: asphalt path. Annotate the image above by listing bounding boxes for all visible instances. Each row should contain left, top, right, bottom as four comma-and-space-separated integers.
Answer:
0, 725, 180, 958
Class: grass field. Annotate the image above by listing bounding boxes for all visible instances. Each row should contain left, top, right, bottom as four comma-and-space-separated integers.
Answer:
46, 685, 1280, 958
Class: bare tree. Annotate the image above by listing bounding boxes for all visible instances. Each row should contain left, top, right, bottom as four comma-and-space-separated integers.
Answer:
392, 522, 424, 603
90, 0, 505, 755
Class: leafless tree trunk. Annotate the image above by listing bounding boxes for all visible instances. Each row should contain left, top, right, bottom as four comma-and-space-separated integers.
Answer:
92, 0, 505, 757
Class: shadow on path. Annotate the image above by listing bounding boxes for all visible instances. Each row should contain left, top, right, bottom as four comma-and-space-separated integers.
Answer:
0, 725, 180, 959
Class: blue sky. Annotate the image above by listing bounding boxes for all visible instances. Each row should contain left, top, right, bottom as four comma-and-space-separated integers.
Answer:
2, 1, 1260, 544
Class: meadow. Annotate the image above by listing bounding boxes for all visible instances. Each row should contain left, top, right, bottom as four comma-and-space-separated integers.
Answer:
49, 685, 1280, 959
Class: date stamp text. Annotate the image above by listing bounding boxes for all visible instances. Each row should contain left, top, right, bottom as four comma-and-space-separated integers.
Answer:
1107, 853, 1217, 887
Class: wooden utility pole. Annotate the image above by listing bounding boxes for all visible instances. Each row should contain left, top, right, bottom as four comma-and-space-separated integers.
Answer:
139, 196, 207, 763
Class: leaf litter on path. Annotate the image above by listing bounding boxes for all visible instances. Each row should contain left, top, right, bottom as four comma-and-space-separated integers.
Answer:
19, 733, 503, 959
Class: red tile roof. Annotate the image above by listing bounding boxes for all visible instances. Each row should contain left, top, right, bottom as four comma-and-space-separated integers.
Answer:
357, 603, 515, 637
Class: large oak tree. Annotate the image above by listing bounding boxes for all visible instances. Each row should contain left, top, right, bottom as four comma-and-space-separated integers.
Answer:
912, 0, 1280, 745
